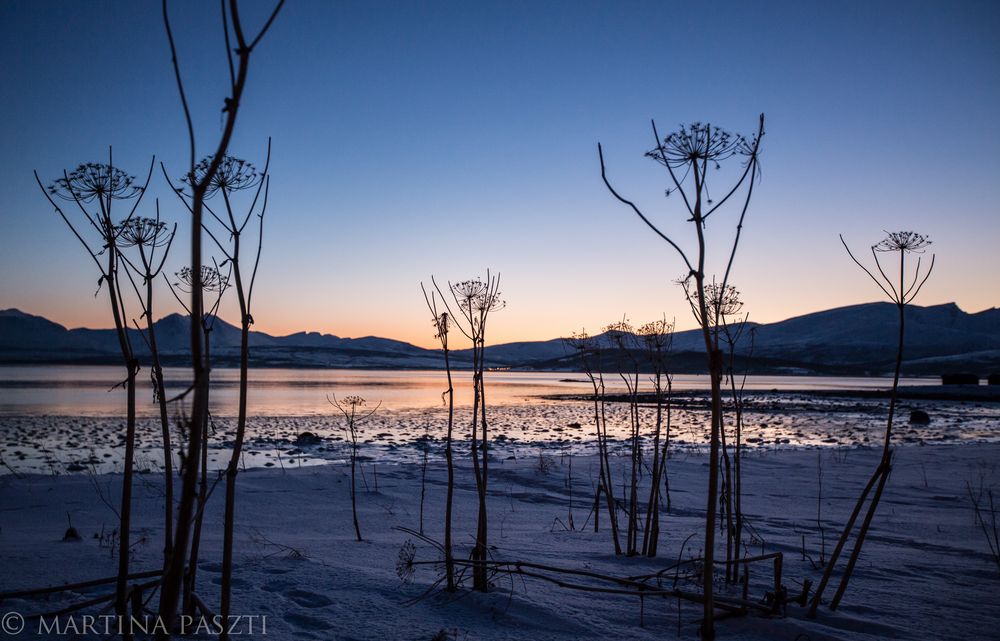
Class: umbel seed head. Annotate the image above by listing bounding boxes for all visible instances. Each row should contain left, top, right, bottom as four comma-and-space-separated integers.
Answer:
181, 155, 261, 198
50, 163, 140, 203
645, 123, 756, 169
175, 266, 229, 293
874, 231, 932, 253
115, 217, 169, 248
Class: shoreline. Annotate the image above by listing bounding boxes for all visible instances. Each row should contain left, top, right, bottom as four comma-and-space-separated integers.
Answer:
2, 387, 999, 475
1, 443, 998, 640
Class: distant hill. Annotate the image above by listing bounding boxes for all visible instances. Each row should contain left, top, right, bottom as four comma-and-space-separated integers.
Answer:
1, 303, 998, 376
0, 309, 445, 369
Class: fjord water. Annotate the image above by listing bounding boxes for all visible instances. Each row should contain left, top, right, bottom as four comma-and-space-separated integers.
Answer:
0, 364, 934, 417
3, 365, 997, 475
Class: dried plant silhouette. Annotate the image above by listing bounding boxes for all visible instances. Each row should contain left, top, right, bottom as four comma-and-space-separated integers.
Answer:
719, 301, 753, 583
809, 231, 935, 615
684, 282, 748, 583
431, 272, 504, 591
157, 0, 284, 636
565, 330, 621, 553
35, 153, 154, 630
167, 142, 271, 630
422, 284, 457, 591
115, 208, 177, 572
638, 317, 675, 558
599, 115, 764, 640
329, 395, 381, 542
966, 473, 1000, 574
604, 319, 645, 556
166, 263, 230, 616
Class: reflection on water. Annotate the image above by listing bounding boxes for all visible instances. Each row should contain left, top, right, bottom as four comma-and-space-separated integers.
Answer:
0, 365, 935, 417
0, 366, 996, 474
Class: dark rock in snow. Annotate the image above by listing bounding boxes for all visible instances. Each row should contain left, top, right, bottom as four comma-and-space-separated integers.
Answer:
909, 410, 931, 424
294, 432, 322, 446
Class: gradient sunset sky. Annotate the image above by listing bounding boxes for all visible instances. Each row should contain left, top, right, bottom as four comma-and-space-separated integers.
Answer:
1, 0, 997, 348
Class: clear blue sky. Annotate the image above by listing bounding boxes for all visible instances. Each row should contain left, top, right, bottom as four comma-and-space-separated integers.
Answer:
1, 0, 997, 347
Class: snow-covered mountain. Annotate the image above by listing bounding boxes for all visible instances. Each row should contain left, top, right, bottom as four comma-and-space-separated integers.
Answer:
1, 302, 997, 375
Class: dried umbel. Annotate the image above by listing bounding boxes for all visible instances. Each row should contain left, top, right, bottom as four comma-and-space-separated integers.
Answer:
49, 163, 140, 203
646, 123, 756, 170
448, 277, 505, 337
342, 395, 366, 409
431, 312, 450, 341
705, 283, 743, 317
181, 155, 261, 198
566, 329, 598, 353
874, 231, 931, 254
395, 540, 417, 584
115, 217, 170, 248
681, 279, 743, 324
638, 318, 675, 352
450, 279, 488, 304
475, 289, 505, 315
175, 266, 229, 294
604, 320, 638, 351
841, 231, 935, 306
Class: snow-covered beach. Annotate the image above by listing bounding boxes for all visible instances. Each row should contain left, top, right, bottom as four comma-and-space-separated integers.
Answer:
2, 433, 998, 640
3, 368, 999, 639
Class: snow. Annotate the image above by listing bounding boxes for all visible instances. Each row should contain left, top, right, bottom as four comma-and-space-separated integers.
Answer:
2, 440, 999, 640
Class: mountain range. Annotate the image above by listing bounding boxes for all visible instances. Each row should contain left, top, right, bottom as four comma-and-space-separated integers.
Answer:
1, 303, 998, 376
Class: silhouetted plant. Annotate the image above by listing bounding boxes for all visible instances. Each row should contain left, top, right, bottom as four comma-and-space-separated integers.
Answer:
329, 394, 381, 542
168, 142, 271, 629
157, 1, 285, 634
166, 262, 230, 616
684, 281, 747, 582
599, 115, 765, 640
422, 284, 457, 591
605, 319, 644, 556
565, 330, 621, 553
35, 152, 154, 629
720, 309, 753, 583
638, 317, 674, 557
116, 208, 177, 573
432, 272, 504, 591
809, 231, 935, 614
966, 473, 1000, 574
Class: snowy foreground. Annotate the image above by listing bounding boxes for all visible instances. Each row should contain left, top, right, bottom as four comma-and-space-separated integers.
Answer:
1, 443, 999, 640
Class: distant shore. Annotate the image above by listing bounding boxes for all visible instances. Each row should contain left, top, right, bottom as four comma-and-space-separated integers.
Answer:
545, 384, 1000, 404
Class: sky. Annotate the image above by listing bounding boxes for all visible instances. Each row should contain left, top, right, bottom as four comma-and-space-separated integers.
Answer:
1, 0, 998, 348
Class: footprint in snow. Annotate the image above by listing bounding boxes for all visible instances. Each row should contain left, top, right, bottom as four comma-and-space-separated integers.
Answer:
261, 579, 293, 593
283, 611, 333, 631
285, 589, 334, 608
261, 565, 293, 575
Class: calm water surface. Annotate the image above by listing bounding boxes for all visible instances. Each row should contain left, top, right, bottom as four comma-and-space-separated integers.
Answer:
0, 365, 935, 417
1, 366, 996, 473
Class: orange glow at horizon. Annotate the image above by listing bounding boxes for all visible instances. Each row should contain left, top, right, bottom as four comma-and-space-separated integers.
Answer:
11, 279, 997, 352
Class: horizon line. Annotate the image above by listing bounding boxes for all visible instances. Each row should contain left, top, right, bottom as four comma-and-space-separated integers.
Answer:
3, 300, 993, 350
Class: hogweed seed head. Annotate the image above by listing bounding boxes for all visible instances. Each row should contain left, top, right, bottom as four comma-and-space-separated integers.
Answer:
115, 217, 169, 248
49, 163, 140, 203
874, 231, 931, 254
175, 266, 229, 294
342, 395, 366, 408
646, 123, 755, 169
181, 155, 261, 198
